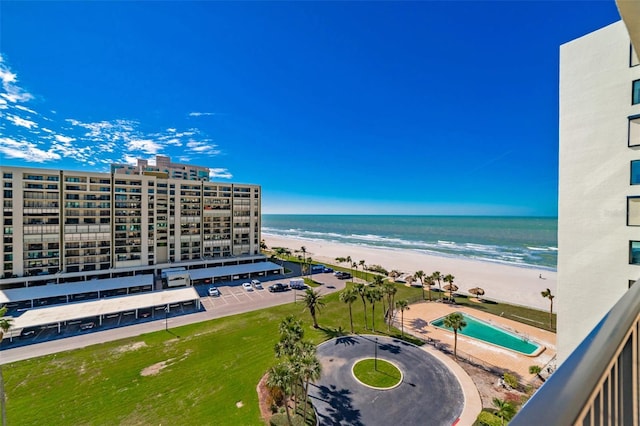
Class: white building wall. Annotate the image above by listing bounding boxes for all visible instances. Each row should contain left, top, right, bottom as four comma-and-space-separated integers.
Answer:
558, 21, 640, 362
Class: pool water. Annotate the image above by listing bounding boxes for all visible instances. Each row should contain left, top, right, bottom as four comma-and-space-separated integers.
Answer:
430, 312, 542, 355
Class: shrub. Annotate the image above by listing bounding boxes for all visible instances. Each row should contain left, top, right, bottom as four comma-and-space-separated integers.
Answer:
528, 365, 541, 375
474, 411, 502, 426
503, 372, 520, 389
367, 264, 388, 275
270, 413, 306, 426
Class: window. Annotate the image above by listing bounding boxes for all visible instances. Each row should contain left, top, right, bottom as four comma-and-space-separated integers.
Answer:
629, 197, 640, 225
632, 44, 639, 67
632, 161, 640, 184
630, 241, 640, 264
633, 80, 640, 105
629, 116, 640, 146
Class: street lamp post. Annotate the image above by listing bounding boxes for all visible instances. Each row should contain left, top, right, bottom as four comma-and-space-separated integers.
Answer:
164, 305, 169, 331
374, 337, 378, 370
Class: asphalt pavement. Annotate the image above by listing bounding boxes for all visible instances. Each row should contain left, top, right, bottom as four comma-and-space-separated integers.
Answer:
309, 335, 464, 426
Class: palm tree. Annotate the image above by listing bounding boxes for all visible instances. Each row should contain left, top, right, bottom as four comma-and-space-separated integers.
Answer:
296, 246, 307, 278
345, 256, 352, 278
443, 312, 467, 359
382, 282, 397, 330
414, 270, 425, 299
366, 286, 383, 332
299, 353, 322, 421
353, 283, 368, 329
275, 315, 304, 358
267, 362, 295, 425
358, 259, 366, 280
372, 275, 384, 286
352, 262, 358, 281
273, 247, 289, 267
424, 275, 435, 301
0, 307, 11, 426
299, 288, 325, 328
432, 271, 443, 300
260, 239, 268, 251
492, 397, 516, 425
443, 274, 456, 301
541, 288, 555, 329
339, 288, 358, 333
395, 300, 410, 336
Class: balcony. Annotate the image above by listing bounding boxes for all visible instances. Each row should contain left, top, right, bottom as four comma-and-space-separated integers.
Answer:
511, 281, 640, 425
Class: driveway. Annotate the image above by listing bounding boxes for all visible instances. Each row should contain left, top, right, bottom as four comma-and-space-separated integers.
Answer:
309, 335, 464, 426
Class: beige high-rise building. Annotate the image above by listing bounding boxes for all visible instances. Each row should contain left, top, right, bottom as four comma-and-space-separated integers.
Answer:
0, 159, 261, 289
558, 13, 640, 362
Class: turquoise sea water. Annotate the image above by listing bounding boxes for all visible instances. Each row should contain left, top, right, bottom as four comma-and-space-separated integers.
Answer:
431, 312, 541, 355
262, 215, 557, 270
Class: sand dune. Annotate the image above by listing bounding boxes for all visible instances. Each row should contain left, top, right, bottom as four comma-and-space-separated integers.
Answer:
264, 234, 557, 311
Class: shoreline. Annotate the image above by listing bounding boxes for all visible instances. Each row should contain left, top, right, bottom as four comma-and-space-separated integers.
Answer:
263, 234, 557, 312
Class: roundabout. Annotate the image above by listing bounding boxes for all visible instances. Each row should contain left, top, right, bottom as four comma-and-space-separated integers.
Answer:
352, 358, 403, 390
308, 335, 468, 426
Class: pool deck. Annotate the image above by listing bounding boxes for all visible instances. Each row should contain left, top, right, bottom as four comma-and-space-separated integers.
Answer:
399, 300, 557, 383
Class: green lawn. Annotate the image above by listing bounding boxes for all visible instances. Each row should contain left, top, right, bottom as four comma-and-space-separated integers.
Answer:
352, 358, 402, 388
4, 281, 552, 425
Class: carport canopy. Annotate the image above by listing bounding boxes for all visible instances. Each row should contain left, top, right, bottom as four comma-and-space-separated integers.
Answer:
189, 261, 283, 281
0, 275, 155, 305
5, 287, 200, 339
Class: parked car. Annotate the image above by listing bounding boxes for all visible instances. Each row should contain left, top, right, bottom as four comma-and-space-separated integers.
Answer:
336, 272, 352, 280
242, 282, 254, 291
251, 279, 263, 289
268, 283, 287, 293
208, 286, 220, 296
289, 279, 306, 290
322, 267, 334, 273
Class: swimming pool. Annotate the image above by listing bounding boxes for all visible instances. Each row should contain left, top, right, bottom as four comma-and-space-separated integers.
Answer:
430, 312, 543, 356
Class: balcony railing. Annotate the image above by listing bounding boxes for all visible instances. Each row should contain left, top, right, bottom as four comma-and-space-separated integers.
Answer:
511, 280, 640, 425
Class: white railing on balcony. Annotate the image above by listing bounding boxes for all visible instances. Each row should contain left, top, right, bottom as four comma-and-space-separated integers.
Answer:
511, 280, 640, 425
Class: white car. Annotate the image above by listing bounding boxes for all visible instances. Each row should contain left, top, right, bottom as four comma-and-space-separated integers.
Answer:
242, 282, 253, 291
251, 279, 263, 290
208, 287, 220, 297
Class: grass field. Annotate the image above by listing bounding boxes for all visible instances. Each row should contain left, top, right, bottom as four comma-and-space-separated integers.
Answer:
4, 280, 553, 425
352, 359, 402, 388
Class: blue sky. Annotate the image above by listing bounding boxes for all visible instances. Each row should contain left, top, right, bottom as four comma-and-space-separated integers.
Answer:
0, 1, 621, 216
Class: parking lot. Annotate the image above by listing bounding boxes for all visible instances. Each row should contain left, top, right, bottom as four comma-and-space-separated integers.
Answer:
0, 271, 350, 362
195, 272, 346, 316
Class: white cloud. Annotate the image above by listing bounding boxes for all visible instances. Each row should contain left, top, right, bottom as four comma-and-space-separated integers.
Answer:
186, 140, 220, 155
167, 128, 176, 132
188, 112, 216, 117
54, 134, 75, 143
127, 139, 162, 154
0, 137, 61, 162
6, 114, 37, 129
14, 105, 37, 115
209, 168, 232, 179
0, 56, 33, 104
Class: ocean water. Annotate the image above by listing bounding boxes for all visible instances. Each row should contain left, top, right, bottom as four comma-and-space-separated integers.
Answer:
262, 215, 558, 270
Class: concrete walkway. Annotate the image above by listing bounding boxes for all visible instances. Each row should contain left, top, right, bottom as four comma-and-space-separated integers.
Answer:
308, 335, 481, 426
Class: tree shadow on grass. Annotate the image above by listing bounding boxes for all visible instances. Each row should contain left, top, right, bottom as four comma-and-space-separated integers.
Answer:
319, 326, 350, 340
310, 384, 363, 426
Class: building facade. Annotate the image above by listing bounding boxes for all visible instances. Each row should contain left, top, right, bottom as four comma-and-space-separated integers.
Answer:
557, 19, 640, 362
0, 161, 261, 289
111, 155, 210, 181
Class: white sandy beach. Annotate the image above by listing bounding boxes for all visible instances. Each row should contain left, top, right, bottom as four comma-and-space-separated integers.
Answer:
264, 235, 557, 311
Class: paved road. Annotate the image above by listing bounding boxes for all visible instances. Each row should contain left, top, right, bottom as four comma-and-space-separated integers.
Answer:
309, 335, 464, 426
0, 272, 347, 364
